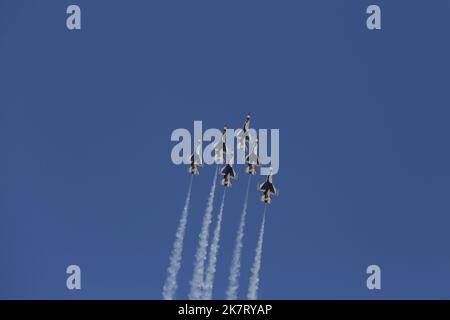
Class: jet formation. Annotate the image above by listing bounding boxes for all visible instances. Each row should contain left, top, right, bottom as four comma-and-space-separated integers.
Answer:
187, 113, 278, 204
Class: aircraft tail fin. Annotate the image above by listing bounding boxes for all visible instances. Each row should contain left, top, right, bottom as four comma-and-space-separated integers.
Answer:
221, 178, 231, 187
188, 166, 199, 175
261, 195, 271, 204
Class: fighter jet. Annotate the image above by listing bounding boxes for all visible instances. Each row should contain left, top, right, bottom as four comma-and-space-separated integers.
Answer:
235, 113, 251, 152
188, 139, 202, 175
245, 137, 260, 175
214, 124, 228, 163
219, 153, 237, 187
258, 168, 278, 204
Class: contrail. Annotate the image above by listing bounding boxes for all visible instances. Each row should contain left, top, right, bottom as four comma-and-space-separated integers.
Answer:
189, 171, 218, 300
226, 175, 252, 300
203, 188, 227, 300
162, 175, 194, 300
247, 205, 267, 300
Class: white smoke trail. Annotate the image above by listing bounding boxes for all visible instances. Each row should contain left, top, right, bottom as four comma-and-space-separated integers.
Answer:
162, 176, 194, 300
226, 175, 252, 300
189, 171, 218, 300
247, 205, 267, 300
203, 188, 227, 300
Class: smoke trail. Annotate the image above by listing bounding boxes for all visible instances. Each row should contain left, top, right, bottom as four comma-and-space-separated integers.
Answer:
226, 175, 252, 300
189, 171, 218, 300
247, 205, 267, 300
162, 176, 194, 300
203, 188, 227, 300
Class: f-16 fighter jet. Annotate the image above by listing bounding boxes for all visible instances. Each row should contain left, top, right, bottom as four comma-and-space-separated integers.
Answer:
245, 138, 260, 175
220, 153, 237, 187
214, 124, 228, 163
188, 139, 202, 175
235, 113, 251, 152
258, 168, 278, 204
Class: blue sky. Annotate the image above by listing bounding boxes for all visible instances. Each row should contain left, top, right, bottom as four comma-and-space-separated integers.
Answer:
1, 0, 450, 299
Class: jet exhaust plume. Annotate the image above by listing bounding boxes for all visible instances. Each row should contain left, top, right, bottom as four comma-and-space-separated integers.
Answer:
247, 205, 267, 300
189, 171, 218, 300
162, 176, 194, 300
203, 188, 227, 300
226, 175, 252, 300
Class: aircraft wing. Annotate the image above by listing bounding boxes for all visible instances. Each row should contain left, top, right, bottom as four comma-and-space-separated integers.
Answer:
214, 140, 224, 152
259, 181, 269, 191
235, 129, 247, 150
220, 165, 227, 175
220, 165, 234, 176
269, 183, 277, 195
190, 153, 202, 165
247, 153, 259, 165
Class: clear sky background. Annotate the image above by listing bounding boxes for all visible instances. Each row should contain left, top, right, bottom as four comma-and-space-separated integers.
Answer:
1, 0, 450, 299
